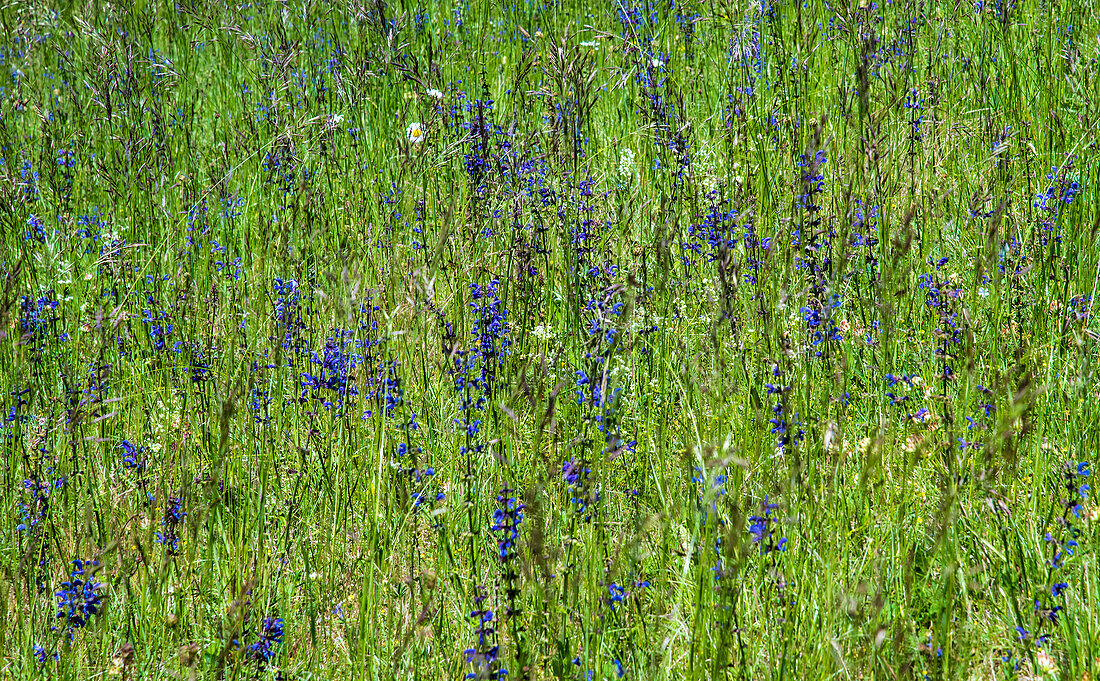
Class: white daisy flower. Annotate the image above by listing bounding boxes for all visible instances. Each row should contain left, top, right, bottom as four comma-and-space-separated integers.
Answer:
406, 121, 425, 145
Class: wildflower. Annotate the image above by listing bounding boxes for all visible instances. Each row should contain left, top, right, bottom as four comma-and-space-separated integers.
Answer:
1036, 649, 1059, 676
977, 287, 990, 298
490, 487, 524, 562
426, 88, 443, 99
747, 496, 787, 554
120, 440, 145, 470
464, 587, 504, 679
562, 457, 597, 520
619, 148, 636, 177
26, 214, 46, 243
606, 583, 626, 611
155, 496, 185, 555
245, 617, 284, 663
406, 122, 425, 145
531, 324, 556, 339
56, 559, 103, 633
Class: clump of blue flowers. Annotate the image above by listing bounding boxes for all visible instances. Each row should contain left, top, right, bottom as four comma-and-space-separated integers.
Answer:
300, 328, 362, 416
56, 559, 103, 635
563, 457, 598, 521
155, 496, 185, 555
246, 617, 285, 663
748, 496, 787, 555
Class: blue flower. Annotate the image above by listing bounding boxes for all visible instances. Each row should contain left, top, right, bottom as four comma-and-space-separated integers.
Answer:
245, 617, 284, 663
155, 496, 185, 555
464, 587, 505, 679
56, 559, 103, 633
120, 440, 145, 470
747, 496, 787, 555
491, 487, 524, 562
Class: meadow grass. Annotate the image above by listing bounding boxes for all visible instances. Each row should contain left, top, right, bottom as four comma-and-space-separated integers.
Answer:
1, 0, 1099, 678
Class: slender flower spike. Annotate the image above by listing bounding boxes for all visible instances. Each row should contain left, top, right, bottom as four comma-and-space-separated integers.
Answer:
464, 587, 505, 679
491, 487, 525, 562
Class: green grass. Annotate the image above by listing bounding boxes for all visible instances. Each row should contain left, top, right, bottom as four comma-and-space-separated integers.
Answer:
1, 0, 1099, 678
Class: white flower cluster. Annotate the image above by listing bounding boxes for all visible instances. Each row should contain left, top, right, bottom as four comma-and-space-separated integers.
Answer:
531, 325, 557, 340
619, 147, 636, 178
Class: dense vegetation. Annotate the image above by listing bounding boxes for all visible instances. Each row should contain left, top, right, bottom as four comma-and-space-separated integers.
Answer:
2, 0, 1099, 678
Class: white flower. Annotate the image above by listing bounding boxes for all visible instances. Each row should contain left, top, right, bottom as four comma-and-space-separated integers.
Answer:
651, 57, 662, 68
1037, 649, 1059, 676
619, 147, 636, 177
330, 114, 344, 125
977, 287, 990, 298
580, 40, 598, 49
426, 88, 443, 100
531, 325, 557, 340
406, 122, 425, 145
